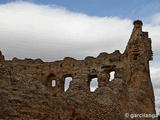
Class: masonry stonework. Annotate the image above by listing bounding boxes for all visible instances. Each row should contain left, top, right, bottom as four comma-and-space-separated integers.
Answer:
0, 20, 156, 120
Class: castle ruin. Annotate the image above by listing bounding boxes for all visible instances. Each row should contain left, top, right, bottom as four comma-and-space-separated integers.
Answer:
0, 20, 156, 120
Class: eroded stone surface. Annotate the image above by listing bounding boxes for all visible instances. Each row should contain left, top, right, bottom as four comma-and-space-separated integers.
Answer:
0, 20, 156, 120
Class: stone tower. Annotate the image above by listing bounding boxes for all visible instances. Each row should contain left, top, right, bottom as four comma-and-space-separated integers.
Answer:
124, 20, 154, 99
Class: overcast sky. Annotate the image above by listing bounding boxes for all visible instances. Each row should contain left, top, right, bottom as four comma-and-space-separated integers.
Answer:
0, 0, 159, 114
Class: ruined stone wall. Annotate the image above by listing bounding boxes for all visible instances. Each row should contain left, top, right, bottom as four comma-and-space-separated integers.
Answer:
0, 20, 156, 120
5, 50, 123, 93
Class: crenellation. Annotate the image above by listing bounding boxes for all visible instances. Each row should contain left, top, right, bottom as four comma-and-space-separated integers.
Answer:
142, 31, 148, 38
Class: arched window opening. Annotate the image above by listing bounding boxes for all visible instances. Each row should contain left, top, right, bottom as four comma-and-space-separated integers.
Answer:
90, 77, 98, 92
64, 77, 72, 92
46, 74, 56, 88
52, 80, 56, 87
109, 71, 115, 81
